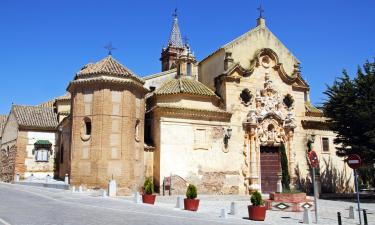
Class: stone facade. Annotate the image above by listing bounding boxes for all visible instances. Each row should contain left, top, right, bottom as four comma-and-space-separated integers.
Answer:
144, 17, 352, 194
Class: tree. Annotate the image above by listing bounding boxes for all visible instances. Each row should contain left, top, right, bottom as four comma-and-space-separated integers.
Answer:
279, 143, 290, 190
323, 60, 375, 164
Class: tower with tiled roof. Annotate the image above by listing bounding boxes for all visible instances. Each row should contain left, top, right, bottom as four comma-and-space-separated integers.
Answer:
66, 54, 148, 194
160, 9, 187, 72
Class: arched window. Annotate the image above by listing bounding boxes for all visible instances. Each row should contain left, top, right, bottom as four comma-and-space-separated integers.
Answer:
135, 119, 140, 142
81, 117, 92, 141
187, 63, 192, 76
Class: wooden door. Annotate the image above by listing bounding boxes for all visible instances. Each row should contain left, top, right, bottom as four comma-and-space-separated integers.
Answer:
260, 146, 280, 193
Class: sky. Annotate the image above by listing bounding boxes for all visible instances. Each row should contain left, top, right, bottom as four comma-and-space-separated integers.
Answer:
0, 0, 374, 115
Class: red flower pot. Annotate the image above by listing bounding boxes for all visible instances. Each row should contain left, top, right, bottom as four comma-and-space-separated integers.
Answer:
142, 194, 156, 205
248, 205, 266, 221
184, 198, 200, 211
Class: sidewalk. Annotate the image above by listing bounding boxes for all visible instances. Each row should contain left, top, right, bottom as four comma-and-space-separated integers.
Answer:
118, 194, 375, 225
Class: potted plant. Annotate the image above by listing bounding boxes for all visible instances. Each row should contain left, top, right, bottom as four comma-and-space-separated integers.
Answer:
142, 177, 156, 204
184, 184, 200, 211
248, 191, 266, 221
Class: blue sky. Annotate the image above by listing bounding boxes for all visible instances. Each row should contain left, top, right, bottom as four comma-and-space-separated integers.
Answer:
0, 0, 374, 115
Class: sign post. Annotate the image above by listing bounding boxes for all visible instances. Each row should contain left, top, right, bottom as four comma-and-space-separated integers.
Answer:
347, 154, 362, 225
308, 150, 319, 224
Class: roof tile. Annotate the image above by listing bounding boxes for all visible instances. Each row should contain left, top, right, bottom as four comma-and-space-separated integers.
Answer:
13, 105, 58, 129
154, 78, 216, 97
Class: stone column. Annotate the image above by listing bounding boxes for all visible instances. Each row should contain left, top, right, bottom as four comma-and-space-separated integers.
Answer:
248, 126, 260, 192
286, 130, 296, 187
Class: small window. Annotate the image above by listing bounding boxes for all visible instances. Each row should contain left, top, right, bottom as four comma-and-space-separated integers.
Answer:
81, 117, 92, 141
135, 119, 140, 142
187, 63, 192, 76
36, 149, 49, 162
322, 137, 329, 152
240, 89, 252, 106
283, 94, 294, 109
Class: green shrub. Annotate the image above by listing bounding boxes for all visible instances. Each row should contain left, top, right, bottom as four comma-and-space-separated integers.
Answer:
144, 177, 154, 195
186, 184, 197, 199
250, 191, 264, 206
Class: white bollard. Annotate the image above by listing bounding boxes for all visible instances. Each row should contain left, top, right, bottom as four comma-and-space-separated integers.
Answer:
276, 180, 283, 193
46, 174, 50, 183
134, 192, 141, 204
108, 180, 117, 197
175, 196, 184, 209
349, 206, 355, 219
79, 185, 83, 193
102, 190, 107, 198
15, 174, 20, 182
303, 208, 312, 224
220, 208, 227, 219
71, 186, 76, 193
229, 202, 237, 215
64, 174, 69, 185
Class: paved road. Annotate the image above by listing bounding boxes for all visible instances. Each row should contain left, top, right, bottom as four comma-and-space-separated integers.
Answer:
0, 183, 252, 225
1, 183, 374, 225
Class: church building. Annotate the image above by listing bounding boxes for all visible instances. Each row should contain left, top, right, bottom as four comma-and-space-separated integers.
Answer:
0, 10, 352, 195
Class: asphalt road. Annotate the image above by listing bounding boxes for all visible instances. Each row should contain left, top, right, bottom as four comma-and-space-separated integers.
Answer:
0, 183, 253, 225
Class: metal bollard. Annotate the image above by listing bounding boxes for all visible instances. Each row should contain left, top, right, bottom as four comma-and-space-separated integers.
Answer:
363, 209, 368, 225
337, 212, 342, 225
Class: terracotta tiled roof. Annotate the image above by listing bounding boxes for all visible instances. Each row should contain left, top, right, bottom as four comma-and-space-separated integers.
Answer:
0, 115, 8, 138
38, 99, 55, 107
12, 105, 58, 129
154, 78, 217, 97
56, 92, 71, 101
305, 102, 323, 117
76, 55, 144, 84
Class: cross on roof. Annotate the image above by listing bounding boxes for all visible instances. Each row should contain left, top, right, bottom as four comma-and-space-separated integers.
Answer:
104, 42, 117, 55
172, 8, 178, 18
257, 4, 264, 18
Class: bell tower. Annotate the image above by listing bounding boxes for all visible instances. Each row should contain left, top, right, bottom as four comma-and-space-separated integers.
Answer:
160, 9, 186, 72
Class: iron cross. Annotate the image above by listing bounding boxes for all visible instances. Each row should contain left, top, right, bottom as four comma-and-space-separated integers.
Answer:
104, 42, 117, 55
257, 4, 264, 18
172, 8, 178, 18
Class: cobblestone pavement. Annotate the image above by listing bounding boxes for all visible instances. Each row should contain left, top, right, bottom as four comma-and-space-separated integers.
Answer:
0, 183, 374, 225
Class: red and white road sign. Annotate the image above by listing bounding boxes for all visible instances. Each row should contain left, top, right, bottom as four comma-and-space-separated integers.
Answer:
347, 154, 362, 170
308, 150, 319, 168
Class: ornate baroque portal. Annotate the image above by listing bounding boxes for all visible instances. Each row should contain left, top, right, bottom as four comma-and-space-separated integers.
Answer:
242, 52, 296, 193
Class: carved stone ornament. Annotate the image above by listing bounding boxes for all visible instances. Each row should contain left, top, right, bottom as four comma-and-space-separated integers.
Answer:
244, 69, 296, 146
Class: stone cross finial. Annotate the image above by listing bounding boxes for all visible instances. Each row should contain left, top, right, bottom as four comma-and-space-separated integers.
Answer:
257, 4, 264, 18
104, 42, 117, 55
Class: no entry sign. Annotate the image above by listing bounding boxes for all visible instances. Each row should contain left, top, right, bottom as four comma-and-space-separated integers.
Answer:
347, 154, 362, 170
308, 150, 319, 168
